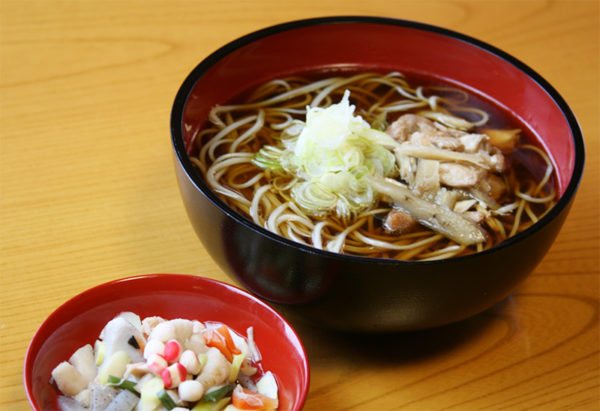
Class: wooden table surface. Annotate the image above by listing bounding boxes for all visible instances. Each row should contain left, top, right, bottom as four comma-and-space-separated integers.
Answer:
1, 1, 598, 410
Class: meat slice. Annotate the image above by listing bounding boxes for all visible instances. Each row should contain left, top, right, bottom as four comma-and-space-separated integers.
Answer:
439, 163, 485, 188
384, 209, 417, 234
386, 114, 438, 142
482, 174, 507, 200
459, 133, 487, 153
489, 152, 506, 172
463, 211, 486, 224
409, 132, 462, 150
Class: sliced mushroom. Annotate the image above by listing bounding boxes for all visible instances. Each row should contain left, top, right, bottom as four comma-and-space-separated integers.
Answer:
369, 176, 486, 245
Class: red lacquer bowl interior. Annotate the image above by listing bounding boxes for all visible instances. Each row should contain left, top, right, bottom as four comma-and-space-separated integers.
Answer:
179, 17, 582, 198
23, 274, 309, 410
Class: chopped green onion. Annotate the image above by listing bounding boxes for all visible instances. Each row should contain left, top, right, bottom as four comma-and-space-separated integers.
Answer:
107, 375, 140, 396
157, 389, 176, 410
252, 90, 397, 219
252, 146, 284, 170
191, 397, 231, 411
201, 383, 235, 402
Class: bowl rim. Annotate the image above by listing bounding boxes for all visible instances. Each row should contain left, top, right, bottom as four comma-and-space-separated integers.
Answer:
170, 15, 585, 265
23, 273, 310, 410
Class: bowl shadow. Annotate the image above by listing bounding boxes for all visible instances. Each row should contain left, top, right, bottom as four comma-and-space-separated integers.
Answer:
281, 296, 515, 368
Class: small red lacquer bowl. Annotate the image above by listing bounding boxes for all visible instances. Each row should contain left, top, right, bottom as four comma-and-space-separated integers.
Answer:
24, 274, 309, 410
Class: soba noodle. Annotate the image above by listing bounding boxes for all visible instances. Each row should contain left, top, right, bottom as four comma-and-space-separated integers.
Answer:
187, 72, 556, 261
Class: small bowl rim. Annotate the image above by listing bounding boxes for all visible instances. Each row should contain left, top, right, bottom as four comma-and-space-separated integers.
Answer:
23, 273, 310, 410
170, 15, 585, 266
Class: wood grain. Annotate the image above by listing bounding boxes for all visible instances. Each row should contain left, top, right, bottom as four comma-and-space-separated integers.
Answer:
1, 1, 598, 410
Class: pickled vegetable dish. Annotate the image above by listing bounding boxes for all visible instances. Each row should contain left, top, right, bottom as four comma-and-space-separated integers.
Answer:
50, 312, 279, 411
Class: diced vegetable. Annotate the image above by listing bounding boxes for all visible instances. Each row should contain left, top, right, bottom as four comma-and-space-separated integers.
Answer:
204, 326, 241, 362
245, 327, 261, 363
229, 353, 246, 383
134, 373, 155, 393
118, 311, 143, 331
231, 385, 278, 410
98, 351, 131, 385
74, 388, 91, 408
51, 362, 88, 397
100, 317, 145, 365
202, 383, 235, 403
105, 389, 139, 411
57, 395, 88, 411
140, 376, 164, 409
229, 331, 250, 359
107, 375, 140, 396
94, 340, 106, 366
69, 344, 97, 383
198, 353, 208, 367
192, 396, 231, 411
90, 384, 119, 410
255, 372, 278, 400
157, 389, 177, 410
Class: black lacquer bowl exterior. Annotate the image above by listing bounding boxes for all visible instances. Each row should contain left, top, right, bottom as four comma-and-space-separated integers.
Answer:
171, 17, 584, 332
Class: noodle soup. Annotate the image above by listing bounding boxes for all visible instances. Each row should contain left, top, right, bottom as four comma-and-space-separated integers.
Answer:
186, 71, 557, 261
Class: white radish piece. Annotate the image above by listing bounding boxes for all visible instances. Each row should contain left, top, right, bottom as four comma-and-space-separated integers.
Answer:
51, 362, 88, 397
69, 344, 97, 383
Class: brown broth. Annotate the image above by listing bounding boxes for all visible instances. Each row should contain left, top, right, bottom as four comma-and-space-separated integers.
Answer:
194, 70, 558, 259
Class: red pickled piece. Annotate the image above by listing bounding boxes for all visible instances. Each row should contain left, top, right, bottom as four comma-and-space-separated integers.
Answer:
161, 362, 187, 388
163, 339, 182, 362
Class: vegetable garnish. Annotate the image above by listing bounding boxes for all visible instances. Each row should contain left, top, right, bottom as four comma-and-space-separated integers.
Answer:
253, 90, 398, 219
232, 384, 279, 410
191, 397, 232, 411
202, 382, 236, 402
204, 325, 242, 362
51, 312, 279, 411
107, 375, 140, 396
157, 388, 177, 410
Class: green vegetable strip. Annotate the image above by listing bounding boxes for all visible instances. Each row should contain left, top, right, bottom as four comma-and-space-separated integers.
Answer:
107, 375, 140, 396
201, 383, 236, 402
157, 389, 177, 410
